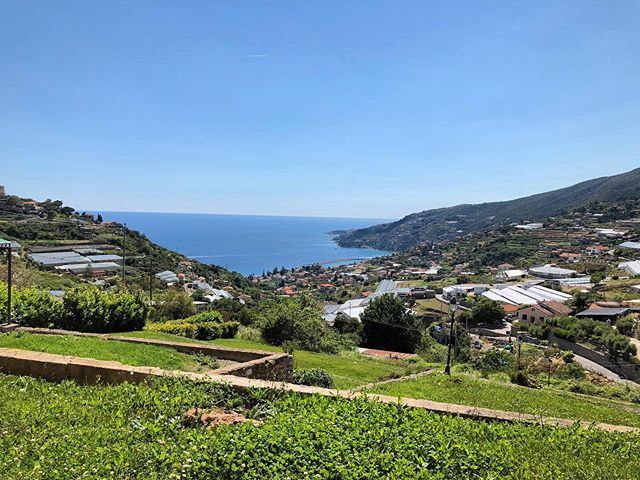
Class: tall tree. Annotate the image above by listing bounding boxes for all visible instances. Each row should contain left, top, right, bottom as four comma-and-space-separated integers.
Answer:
361, 294, 422, 353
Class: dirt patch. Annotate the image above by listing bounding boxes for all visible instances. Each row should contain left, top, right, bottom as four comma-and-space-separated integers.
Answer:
182, 408, 260, 429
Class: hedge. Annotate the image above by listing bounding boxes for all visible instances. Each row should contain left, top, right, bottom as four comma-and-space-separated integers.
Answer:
0, 283, 147, 333
147, 320, 239, 340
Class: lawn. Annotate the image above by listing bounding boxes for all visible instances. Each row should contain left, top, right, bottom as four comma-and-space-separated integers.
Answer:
0, 374, 638, 479
114, 331, 417, 389
212, 338, 416, 389
0, 332, 210, 372
371, 372, 640, 428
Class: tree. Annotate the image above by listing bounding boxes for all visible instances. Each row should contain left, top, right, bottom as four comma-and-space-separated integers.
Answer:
361, 294, 422, 353
258, 296, 347, 353
571, 291, 591, 313
152, 288, 196, 321
471, 298, 504, 326
96, 213, 103, 223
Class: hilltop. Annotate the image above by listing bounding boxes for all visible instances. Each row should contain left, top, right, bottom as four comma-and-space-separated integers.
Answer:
336, 167, 640, 251
0, 193, 254, 294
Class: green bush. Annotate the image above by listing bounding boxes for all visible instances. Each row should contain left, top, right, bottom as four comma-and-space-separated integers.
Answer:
292, 368, 335, 388
147, 320, 239, 340
258, 296, 353, 354
59, 285, 148, 333
12, 287, 63, 328
361, 294, 422, 353
182, 310, 224, 324
151, 288, 195, 321
0, 282, 147, 333
474, 348, 514, 373
616, 315, 637, 337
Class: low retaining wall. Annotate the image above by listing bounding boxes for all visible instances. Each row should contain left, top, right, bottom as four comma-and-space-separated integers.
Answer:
0, 347, 636, 434
0, 326, 293, 382
547, 333, 640, 382
512, 325, 640, 382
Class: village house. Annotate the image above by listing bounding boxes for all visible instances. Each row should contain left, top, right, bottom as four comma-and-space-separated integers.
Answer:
586, 245, 609, 255
516, 300, 573, 323
558, 252, 582, 263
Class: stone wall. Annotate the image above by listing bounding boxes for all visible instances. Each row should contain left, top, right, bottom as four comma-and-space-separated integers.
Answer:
214, 353, 293, 382
0, 326, 294, 381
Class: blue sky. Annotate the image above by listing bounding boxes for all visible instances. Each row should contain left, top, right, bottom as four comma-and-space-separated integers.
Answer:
1, 1, 639, 219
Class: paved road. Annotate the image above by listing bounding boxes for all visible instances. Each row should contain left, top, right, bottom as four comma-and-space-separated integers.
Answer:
572, 354, 634, 384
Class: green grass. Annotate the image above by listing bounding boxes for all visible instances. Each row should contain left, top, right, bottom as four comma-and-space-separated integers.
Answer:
114, 331, 415, 389
0, 332, 208, 372
371, 372, 640, 428
0, 374, 638, 479
212, 337, 416, 389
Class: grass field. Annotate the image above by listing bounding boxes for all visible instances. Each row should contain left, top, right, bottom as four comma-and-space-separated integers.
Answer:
371, 372, 640, 427
113, 331, 417, 389
0, 374, 638, 479
0, 332, 210, 372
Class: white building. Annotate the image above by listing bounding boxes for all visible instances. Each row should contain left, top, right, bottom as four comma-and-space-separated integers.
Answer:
496, 269, 526, 281
618, 260, 640, 277
528, 264, 576, 279
515, 223, 543, 230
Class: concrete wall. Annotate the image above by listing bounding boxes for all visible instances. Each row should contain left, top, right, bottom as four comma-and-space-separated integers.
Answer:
214, 354, 293, 382
0, 326, 293, 381
547, 333, 640, 382
511, 325, 640, 382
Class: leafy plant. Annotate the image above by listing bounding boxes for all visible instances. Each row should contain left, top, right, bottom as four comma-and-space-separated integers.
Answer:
292, 368, 335, 388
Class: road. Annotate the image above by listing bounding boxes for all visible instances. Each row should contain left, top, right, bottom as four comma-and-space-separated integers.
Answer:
572, 354, 635, 384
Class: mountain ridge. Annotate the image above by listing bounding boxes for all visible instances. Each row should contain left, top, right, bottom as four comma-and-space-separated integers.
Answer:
336, 167, 640, 251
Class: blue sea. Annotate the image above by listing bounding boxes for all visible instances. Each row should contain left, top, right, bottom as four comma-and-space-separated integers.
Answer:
96, 212, 391, 276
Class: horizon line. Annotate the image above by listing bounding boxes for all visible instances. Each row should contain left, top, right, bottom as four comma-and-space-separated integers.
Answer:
83, 208, 396, 222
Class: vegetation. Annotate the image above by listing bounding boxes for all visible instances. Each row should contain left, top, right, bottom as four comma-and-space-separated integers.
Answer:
147, 310, 238, 341
1, 282, 148, 333
337, 167, 640, 250
361, 293, 422, 353
151, 288, 196, 321
292, 368, 335, 388
521, 316, 638, 361
470, 297, 505, 326
0, 332, 211, 372
372, 371, 640, 428
1, 375, 639, 479
258, 296, 354, 354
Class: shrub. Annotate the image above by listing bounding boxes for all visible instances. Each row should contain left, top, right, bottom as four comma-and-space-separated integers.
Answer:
557, 362, 586, 380
616, 315, 637, 337
361, 294, 423, 353
148, 320, 239, 340
471, 298, 504, 326
0, 282, 147, 333
292, 368, 335, 388
12, 287, 63, 328
474, 348, 514, 373
60, 285, 148, 333
152, 288, 195, 321
258, 296, 352, 354
182, 310, 224, 324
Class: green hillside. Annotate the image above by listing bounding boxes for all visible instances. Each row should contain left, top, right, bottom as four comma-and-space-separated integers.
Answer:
337, 167, 640, 251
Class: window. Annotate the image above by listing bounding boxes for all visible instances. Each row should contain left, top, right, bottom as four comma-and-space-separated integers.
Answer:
522, 314, 527, 320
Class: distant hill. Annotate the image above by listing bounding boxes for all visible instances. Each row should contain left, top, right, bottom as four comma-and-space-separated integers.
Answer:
336, 167, 640, 251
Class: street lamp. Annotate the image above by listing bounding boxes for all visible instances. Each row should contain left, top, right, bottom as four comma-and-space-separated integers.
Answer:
0, 239, 12, 325
444, 297, 458, 375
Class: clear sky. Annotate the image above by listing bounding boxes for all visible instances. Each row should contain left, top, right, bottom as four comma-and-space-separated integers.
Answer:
1, 1, 639, 219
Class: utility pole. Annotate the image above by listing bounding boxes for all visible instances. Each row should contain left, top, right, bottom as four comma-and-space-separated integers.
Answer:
547, 357, 552, 386
516, 334, 523, 376
444, 297, 458, 375
6, 245, 11, 325
121, 223, 126, 286
148, 255, 153, 304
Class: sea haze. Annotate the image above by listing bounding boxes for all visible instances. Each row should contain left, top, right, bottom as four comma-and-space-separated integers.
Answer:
96, 212, 391, 276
